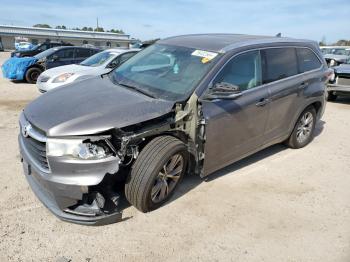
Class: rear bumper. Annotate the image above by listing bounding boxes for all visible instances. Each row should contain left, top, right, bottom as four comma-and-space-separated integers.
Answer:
327, 84, 350, 94
19, 135, 123, 225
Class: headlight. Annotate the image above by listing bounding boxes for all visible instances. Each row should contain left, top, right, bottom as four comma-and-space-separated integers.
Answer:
52, 73, 75, 83
47, 138, 111, 160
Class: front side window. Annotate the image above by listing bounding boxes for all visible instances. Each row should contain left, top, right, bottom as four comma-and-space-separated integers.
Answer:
55, 48, 74, 59
213, 50, 262, 91
119, 52, 137, 64
263, 48, 298, 84
112, 44, 220, 100
297, 48, 322, 73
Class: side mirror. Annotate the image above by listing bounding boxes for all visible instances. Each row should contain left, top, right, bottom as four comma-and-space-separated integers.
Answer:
203, 82, 242, 100
52, 55, 59, 61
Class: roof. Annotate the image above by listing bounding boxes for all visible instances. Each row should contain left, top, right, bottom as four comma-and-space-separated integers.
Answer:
158, 34, 316, 53
103, 48, 141, 53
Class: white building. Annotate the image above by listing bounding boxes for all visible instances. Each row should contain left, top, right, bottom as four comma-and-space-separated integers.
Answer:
0, 25, 131, 50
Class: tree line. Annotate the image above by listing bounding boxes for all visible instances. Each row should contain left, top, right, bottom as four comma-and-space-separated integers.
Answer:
33, 24, 124, 34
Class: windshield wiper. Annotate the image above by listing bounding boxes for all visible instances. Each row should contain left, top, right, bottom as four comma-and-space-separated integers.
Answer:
117, 82, 156, 99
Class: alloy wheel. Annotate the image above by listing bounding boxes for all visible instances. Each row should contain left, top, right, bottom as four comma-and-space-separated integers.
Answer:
296, 112, 314, 144
151, 153, 184, 203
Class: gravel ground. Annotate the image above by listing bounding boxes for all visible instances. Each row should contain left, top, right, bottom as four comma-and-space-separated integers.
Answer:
0, 51, 349, 262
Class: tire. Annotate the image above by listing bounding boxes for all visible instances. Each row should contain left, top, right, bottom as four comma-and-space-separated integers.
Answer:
125, 136, 188, 212
25, 67, 42, 83
327, 91, 337, 101
286, 106, 316, 149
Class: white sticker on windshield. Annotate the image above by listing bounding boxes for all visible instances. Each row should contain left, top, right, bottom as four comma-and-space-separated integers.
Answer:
191, 50, 218, 62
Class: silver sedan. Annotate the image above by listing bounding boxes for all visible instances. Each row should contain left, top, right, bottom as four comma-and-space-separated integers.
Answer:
36, 48, 140, 93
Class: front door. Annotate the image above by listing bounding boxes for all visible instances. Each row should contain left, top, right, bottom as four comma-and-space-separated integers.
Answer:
46, 48, 75, 69
201, 50, 270, 176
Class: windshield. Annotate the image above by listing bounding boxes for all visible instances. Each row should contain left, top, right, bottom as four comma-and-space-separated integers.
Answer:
80, 51, 115, 66
34, 48, 57, 59
112, 44, 220, 100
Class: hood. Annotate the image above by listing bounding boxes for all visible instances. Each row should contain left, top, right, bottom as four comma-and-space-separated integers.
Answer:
42, 64, 98, 77
24, 76, 175, 137
1, 57, 37, 80
334, 64, 350, 74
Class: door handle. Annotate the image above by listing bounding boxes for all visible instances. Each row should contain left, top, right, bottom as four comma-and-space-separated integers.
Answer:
255, 98, 270, 107
299, 82, 309, 89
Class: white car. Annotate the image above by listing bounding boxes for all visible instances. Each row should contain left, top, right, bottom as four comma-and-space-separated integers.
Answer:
37, 48, 140, 93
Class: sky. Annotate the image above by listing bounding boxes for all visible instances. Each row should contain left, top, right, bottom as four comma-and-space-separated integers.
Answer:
0, 0, 349, 43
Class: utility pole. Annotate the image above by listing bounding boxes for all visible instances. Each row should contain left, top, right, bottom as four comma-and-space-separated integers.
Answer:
96, 17, 99, 30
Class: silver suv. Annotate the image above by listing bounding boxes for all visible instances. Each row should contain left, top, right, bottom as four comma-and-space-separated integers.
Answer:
19, 34, 330, 225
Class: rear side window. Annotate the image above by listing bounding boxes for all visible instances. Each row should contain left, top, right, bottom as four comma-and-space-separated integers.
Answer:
76, 48, 92, 58
263, 48, 298, 84
296, 48, 322, 73
55, 48, 74, 59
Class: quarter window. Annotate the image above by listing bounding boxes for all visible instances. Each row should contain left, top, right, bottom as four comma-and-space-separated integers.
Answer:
263, 48, 298, 84
214, 50, 262, 91
296, 48, 321, 73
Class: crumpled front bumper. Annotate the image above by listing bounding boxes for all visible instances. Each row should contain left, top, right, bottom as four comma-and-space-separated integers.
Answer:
19, 135, 123, 226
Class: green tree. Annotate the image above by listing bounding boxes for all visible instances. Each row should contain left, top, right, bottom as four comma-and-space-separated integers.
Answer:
55, 25, 67, 30
33, 24, 51, 28
94, 27, 104, 32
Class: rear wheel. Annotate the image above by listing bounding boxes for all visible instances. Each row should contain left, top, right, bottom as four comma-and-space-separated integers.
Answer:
286, 106, 316, 149
125, 136, 188, 212
25, 67, 42, 83
327, 91, 337, 101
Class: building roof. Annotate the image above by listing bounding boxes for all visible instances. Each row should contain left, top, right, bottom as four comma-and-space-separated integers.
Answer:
0, 25, 130, 42
158, 33, 315, 53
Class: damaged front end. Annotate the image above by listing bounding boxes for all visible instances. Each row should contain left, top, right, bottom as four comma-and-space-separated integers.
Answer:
19, 91, 207, 225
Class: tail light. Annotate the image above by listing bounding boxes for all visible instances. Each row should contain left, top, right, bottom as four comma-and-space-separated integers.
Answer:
324, 68, 334, 83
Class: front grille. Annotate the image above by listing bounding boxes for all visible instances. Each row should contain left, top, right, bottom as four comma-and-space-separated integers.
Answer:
20, 122, 50, 172
39, 75, 50, 83
337, 75, 350, 86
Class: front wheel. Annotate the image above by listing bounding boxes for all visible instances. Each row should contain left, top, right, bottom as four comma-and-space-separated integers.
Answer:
125, 136, 188, 212
25, 67, 42, 83
286, 106, 316, 149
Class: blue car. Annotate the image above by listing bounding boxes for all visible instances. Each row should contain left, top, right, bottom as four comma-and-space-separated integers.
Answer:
2, 46, 100, 83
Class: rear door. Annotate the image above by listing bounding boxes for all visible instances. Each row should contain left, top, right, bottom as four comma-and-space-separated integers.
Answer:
201, 50, 270, 175
261, 47, 304, 144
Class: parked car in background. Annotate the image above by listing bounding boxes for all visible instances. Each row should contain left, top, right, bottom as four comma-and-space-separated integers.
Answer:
11, 41, 73, 58
15, 41, 35, 51
19, 34, 331, 225
327, 58, 350, 100
321, 47, 350, 67
37, 48, 140, 92
2, 46, 100, 83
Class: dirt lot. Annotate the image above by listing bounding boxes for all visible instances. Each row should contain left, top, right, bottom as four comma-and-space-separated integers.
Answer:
0, 51, 349, 262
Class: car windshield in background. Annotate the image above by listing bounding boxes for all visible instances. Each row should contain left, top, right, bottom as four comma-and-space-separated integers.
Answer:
331, 48, 350, 55
34, 48, 57, 59
112, 44, 220, 101
80, 51, 114, 67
